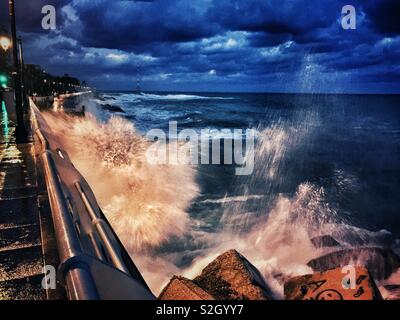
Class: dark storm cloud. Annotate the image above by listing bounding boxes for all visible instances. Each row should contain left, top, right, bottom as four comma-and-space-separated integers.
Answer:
248, 33, 292, 48
363, 0, 400, 35
2, 0, 399, 92
51, 40, 84, 54
205, 0, 340, 35
62, 0, 219, 51
0, 0, 69, 33
326, 37, 400, 72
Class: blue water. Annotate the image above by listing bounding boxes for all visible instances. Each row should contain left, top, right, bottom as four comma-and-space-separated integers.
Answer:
96, 91, 400, 239
78, 91, 400, 296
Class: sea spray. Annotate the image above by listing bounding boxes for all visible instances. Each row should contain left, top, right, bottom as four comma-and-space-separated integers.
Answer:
41, 112, 199, 253
179, 182, 339, 298
41, 104, 400, 297
179, 181, 399, 298
216, 113, 318, 235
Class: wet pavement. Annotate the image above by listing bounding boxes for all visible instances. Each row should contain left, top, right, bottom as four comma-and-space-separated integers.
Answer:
0, 101, 46, 300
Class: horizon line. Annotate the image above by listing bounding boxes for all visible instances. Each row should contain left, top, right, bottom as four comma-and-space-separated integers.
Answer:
95, 89, 400, 96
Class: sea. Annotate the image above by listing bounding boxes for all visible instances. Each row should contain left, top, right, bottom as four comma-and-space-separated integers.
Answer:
44, 91, 400, 297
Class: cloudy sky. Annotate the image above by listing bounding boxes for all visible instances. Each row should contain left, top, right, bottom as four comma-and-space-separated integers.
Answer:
0, 0, 399, 93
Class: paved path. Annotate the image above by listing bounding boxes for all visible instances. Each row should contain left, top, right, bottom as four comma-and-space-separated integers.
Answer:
0, 101, 46, 299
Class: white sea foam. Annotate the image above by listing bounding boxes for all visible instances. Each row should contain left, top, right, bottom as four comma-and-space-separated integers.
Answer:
180, 182, 400, 299
200, 194, 264, 204
41, 112, 199, 253
41, 106, 400, 297
139, 93, 232, 101
100, 92, 233, 103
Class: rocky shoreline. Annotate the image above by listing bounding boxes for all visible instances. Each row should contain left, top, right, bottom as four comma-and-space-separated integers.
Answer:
96, 95, 125, 113
159, 236, 400, 300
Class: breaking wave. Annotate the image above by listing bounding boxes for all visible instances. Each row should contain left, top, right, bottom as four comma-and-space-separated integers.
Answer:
199, 194, 265, 204
136, 93, 233, 101
41, 112, 199, 252
97, 92, 233, 103
181, 182, 399, 299
41, 105, 400, 297
177, 115, 400, 298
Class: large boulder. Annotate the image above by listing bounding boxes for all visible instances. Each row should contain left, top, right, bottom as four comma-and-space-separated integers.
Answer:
310, 235, 340, 248
193, 249, 272, 300
307, 247, 400, 280
159, 276, 214, 300
101, 104, 125, 113
284, 266, 382, 300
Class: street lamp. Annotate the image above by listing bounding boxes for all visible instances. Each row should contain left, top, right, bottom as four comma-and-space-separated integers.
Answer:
0, 36, 11, 51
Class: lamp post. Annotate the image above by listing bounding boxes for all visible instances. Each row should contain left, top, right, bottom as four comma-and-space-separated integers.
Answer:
8, 0, 27, 143
18, 37, 28, 112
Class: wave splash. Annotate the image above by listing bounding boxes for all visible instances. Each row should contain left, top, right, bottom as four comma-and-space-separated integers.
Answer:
42, 108, 399, 297
179, 117, 399, 298
182, 181, 398, 298
41, 112, 199, 252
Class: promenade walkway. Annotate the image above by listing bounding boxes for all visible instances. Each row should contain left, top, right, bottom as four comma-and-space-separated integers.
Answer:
0, 94, 153, 300
0, 100, 46, 299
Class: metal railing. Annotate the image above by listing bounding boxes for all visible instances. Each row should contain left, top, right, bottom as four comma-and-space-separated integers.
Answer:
74, 181, 130, 274
30, 98, 155, 300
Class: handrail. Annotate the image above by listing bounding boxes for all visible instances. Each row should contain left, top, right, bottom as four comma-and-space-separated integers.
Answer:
41, 149, 100, 300
31, 105, 99, 300
75, 181, 130, 274
29, 98, 154, 300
